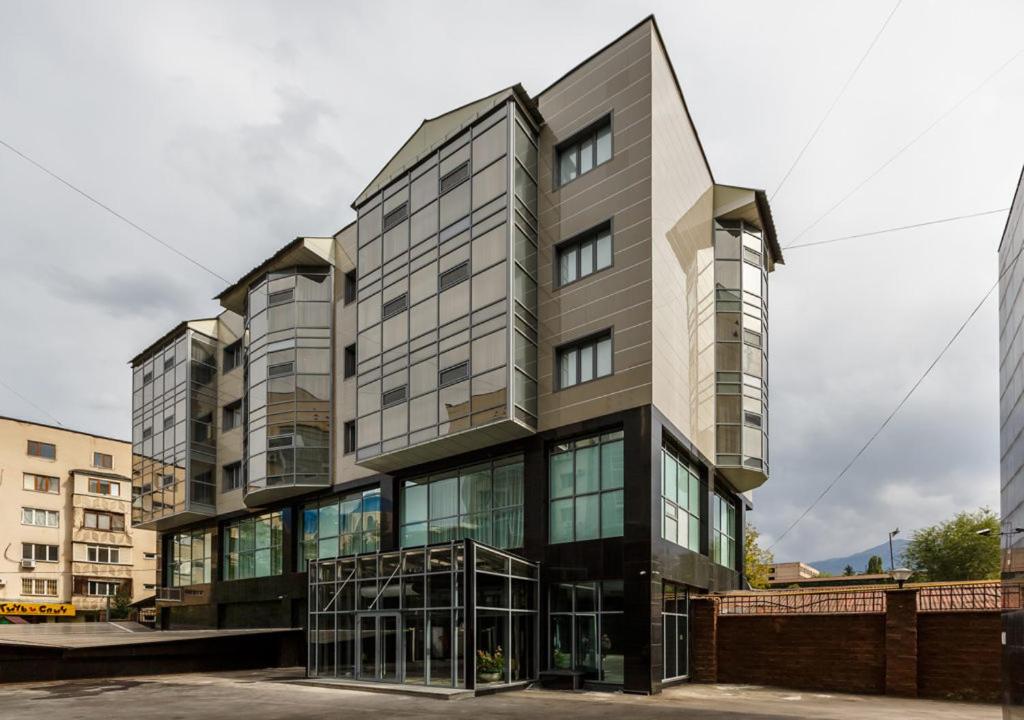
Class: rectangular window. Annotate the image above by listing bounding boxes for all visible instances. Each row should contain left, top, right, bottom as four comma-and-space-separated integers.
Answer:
343, 420, 357, 455
548, 431, 623, 543
143, 371, 153, 384
22, 578, 57, 596
223, 462, 243, 491
87, 579, 121, 597
23, 473, 59, 494
438, 261, 470, 291
438, 361, 469, 388
556, 225, 612, 287
86, 544, 122, 564
268, 288, 294, 306
300, 488, 381, 564
22, 543, 58, 562
27, 440, 56, 460
344, 269, 358, 305
439, 161, 470, 194
382, 293, 408, 320
382, 385, 407, 408
661, 443, 703, 552
223, 340, 243, 372
557, 332, 612, 389
163, 414, 175, 430
712, 493, 737, 570
142, 425, 153, 439
557, 118, 612, 186
222, 509, 284, 581
88, 478, 120, 496
268, 361, 294, 378
84, 510, 125, 532
164, 356, 175, 371
222, 400, 243, 431
382, 202, 409, 232
344, 344, 357, 378
21, 508, 59, 528
168, 528, 214, 586
93, 452, 113, 469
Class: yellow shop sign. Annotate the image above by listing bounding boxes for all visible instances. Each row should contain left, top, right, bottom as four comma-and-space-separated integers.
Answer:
0, 601, 76, 617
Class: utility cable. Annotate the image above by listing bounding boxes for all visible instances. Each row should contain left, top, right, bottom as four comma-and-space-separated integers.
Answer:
0, 376, 64, 426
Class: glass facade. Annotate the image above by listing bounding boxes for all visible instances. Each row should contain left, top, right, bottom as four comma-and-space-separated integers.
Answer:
354, 99, 539, 467
222, 509, 284, 580
662, 582, 689, 680
131, 328, 218, 529
714, 219, 769, 475
548, 431, 624, 544
400, 455, 523, 550
246, 267, 333, 503
301, 488, 382, 566
167, 527, 213, 586
549, 580, 624, 684
661, 443, 703, 551
712, 493, 737, 569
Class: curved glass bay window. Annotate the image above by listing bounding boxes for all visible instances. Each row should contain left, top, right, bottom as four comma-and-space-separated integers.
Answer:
549, 580, 624, 684
548, 432, 624, 544
223, 509, 284, 580
301, 488, 382, 566
714, 219, 769, 490
246, 267, 332, 506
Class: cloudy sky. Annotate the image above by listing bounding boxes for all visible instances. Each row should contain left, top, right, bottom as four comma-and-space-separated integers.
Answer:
2, 0, 1022, 560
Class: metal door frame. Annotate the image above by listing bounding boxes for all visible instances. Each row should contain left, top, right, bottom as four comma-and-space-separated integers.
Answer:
355, 611, 402, 682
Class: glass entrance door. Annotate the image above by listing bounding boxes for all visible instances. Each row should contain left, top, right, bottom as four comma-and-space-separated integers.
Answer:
356, 613, 401, 682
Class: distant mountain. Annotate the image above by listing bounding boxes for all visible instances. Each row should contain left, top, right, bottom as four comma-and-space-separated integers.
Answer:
808, 538, 910, 576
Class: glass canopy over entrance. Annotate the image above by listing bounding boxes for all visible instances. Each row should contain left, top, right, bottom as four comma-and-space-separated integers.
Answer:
308, 539, 538, 689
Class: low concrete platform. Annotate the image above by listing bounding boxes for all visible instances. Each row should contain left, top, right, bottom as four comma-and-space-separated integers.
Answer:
0, 623, 293, 649
290, 677, 476, 700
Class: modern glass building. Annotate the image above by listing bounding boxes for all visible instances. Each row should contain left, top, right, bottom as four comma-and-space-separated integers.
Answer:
129, 16, 783, 693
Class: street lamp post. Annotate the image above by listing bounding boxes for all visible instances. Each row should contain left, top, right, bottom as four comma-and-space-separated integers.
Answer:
888, 528, 900, 571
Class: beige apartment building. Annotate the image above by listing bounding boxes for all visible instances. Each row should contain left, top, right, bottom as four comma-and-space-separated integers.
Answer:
0, 416, 156, 621
767, 561, 821, 584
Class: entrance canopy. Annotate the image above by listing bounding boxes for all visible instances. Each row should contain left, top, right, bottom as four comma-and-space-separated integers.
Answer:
308, 539, 538, 689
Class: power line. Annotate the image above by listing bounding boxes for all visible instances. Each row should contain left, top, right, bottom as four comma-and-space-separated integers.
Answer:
785, 45, 1024, 248
0, 138, 231, 284
771, 0, 902, 202
785, 207, 1010, 250
0, 376, 64, 427
767, 207, 1024, 552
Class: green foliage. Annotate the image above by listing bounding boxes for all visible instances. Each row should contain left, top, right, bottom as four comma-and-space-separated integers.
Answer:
477, 646, 504, 673
743, 523, 774, 589
843, 564, 855, 576
903, 508, 1000, 582
866, 555, 884, 575
108, 588, 133, 620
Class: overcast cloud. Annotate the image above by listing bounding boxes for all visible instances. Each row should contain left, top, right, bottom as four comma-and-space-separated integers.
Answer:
1, 0, 1021, 561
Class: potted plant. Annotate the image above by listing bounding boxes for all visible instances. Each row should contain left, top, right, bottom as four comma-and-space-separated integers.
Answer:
553, 647, 571, 670
477, 646, 505, 683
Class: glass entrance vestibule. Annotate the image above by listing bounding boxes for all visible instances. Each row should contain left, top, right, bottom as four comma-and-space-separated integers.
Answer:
308, 539, 539, 689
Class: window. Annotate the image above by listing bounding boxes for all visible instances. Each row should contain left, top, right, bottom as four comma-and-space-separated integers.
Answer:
93, 452, 113, 469
557, 118, 612, 185
343, 421, 356, 455
548, 431, 623, 543
382, 385, 407, 408
168, 528, 213, 586
142, 425, 153, 439
712, 493, 737, 569
344, 269, 358, 305
663, 582, 690, 680
344, 344, 357, 378
661, 443, 703, 552
143, 370, 153, 384
27, 440, 56, 460
88, 477, 120, 496
163, 414, 175, 430
439, 161, 470, 194
382, 293, 408, 320
23, 473, 59, 494
383, 201, 409, 232
556, 225, 612, 286
301, 488, 381, 563
399, 455, 524, 550
438, 261, 470, 291
268, 288, 294, 306
86, 544, 122, 564
224, 340, 243, 372
164, 355, 175, 371
223, 462, 243, 491
22, 508, 59, 528
87, 579, 121, 597
268, 361, 294, 378
557, 332, 612, 389
222, 400, 243, 431
222, 510, 284, 580
22, 578, 57, 596
84, 510, 125, 532
549, 581, 624, 683
22, 543, 58, 562
439, 361, 469, 388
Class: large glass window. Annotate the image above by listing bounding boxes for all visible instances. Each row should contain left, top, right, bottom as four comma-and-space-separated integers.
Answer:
21, 507, 59, 528
223, 509, 284, 580
549, 580, 623, 684
400, 456, 523, 550
301, 488, 381, 565
548, 432, 623, 544
661, 443, 703, 551
557, 119, 612, 185
557, 333, 612, 389
168, 527, 213, 586
662, 582, 689, 680
712, 493, 737, 569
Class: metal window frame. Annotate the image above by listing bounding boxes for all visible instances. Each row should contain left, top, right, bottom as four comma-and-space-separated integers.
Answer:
553, 220, 614, 289
554, 329, 614, 391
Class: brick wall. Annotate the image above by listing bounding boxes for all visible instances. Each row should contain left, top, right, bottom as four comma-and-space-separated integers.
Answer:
918, 612, 1002, 702
716, 614, 885, 694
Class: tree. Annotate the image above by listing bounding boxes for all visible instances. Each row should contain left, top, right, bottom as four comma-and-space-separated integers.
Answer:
866, 555, 884, 575
903, 507, 1000, 582
843, 564, 855, 576
744, 523, 774, 589
108, 588, 133, 620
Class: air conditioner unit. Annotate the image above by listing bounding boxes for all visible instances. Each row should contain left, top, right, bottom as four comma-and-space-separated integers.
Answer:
20, 559, 36, 569
0, 577, 6, 586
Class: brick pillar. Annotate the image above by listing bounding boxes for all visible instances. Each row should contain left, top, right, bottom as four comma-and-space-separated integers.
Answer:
885, 589, 918, 697
690, 596, 719, 683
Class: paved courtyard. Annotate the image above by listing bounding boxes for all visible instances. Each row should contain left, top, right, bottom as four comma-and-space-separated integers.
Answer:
0, 668, 1000, 720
